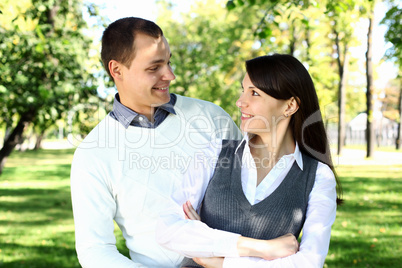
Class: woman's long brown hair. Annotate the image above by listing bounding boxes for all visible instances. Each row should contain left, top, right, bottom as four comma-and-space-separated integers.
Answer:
246, 53, 343, 205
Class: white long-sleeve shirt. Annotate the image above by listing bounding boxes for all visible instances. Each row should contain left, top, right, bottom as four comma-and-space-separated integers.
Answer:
70, 95, 241, 268
156, 134, 337, 267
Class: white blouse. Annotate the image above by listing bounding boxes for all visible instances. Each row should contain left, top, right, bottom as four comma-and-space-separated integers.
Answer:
156, 134, 337, 267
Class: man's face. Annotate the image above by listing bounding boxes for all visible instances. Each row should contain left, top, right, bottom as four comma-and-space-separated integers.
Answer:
117, 33, 175, 118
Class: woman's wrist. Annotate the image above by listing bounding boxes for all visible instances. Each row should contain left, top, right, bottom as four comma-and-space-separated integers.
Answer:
236, 236, 267, 258
236, 234, 298, 260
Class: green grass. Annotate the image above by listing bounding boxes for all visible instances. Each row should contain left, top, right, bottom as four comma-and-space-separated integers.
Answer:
0, 148, 401, 267
325, 164, 402, 268
0, 149, 127, 267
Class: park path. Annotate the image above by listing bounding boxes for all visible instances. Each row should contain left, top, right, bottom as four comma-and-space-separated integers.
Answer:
333, 148, 402, 166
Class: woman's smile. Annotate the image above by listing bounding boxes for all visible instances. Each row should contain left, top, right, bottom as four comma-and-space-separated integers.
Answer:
241, 112, 254, 120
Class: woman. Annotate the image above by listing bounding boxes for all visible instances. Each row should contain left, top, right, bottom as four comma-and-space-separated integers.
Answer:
158, 54, 342, 268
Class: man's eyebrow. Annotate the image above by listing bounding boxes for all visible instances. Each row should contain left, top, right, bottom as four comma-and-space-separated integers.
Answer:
149, 53, 172, 65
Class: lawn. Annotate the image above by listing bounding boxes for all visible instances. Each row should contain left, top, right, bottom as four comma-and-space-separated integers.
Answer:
325, 164, 402, 267
0, 149, 128, 267
0, 148, 401, 267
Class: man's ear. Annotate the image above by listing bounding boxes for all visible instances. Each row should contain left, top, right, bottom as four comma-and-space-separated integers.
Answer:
285, 97, 300, 116
109, 60, 123, 80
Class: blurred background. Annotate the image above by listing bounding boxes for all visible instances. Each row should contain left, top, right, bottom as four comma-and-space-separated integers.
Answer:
0, 0, 401, 267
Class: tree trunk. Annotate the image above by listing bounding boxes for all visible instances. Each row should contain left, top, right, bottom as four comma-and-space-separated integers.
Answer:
333, 27, 347, 156
337, 52, 348, 155
366, 11, 375, 158
34, 130, 46, 150
0, 111, 35, 175
3, 126, 11, 144
397, 87, 402, 150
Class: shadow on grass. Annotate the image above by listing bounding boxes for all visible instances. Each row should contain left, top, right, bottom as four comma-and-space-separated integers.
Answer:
1, 164, 72, 181
0, 187, 71, 217
337, 172, 401, 213
327, 237, 402, 267
0, 242, 80, 268
337, 198, 400, 214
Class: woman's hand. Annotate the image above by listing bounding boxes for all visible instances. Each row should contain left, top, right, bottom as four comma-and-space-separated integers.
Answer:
262, 233, 299, 260
237, 233, 299, 260
193, 257, 224, 268
183, 200, 201, 221
182, 201, 298, 261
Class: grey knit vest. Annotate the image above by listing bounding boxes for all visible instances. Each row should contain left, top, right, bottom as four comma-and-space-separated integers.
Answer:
181, 140, 317, 268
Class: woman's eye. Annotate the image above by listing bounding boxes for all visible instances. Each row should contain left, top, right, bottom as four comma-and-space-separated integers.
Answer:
252, 90, 260, 96
149, 66, 159, 71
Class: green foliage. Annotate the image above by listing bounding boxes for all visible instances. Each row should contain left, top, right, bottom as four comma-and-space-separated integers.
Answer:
0, 0, 100, 132
67, 95, 112, 138
227, 0, 304, 12
381, 4, 402, 67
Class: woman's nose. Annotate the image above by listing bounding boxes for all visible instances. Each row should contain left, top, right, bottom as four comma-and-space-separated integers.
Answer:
236, 96, 247, 108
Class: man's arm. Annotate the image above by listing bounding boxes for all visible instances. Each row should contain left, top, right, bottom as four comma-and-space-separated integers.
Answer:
71, 148, 136, 268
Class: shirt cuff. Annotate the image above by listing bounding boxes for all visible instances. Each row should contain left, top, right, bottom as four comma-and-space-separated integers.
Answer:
213, 232, 241, 257
223, 257, 237, 268
223, 256, 260, 268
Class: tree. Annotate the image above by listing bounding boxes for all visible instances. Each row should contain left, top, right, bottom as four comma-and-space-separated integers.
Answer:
325, 0, 360, 155
0, 0, 100, 174
381, 3, 402, 149
397, 86, 402, 149
365, 0, 375, 157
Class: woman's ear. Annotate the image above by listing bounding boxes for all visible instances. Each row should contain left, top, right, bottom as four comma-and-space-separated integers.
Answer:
109, 60, 123, 80
284, 97, 300, 117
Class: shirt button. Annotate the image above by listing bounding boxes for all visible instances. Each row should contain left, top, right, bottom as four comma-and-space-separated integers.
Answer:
139, 117, 144, 121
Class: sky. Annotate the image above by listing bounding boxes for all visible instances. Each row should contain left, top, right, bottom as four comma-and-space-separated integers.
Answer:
93, 0, 158, 22
91, 0, 397, 89
91, 0, 192, 22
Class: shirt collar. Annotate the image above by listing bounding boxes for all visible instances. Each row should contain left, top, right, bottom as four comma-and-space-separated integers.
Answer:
158, 96, 176, 115
112, 93, 176, 129
234, 133, 251, 155
235, 132, 304, 170
293, 142, 303, 170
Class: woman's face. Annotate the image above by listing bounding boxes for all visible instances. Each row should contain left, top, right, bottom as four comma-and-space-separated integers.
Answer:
236, 73, 288, 137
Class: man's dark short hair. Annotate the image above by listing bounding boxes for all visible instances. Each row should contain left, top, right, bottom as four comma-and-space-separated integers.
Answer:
101, 17, 164, 79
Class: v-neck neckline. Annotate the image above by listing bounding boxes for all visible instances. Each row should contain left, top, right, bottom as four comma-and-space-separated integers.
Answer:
231, 142, 301, 211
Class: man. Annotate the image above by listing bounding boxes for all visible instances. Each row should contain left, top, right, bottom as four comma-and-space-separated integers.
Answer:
70, 17, 241, 267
